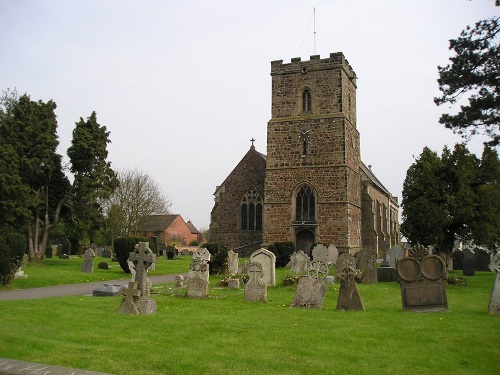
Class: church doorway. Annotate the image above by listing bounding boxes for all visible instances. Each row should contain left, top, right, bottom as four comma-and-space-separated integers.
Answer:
296, 229, 315, 256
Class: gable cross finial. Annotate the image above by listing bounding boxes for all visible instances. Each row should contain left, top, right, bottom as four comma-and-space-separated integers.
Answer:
250, 138, 255, 147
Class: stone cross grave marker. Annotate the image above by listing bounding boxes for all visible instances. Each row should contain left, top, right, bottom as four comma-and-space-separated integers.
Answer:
81, 247, 95, 273
335, 255, 364, 311
287, 250, 310, 274
291, 260, 328, 309
228, 249, 239, 275
396, 244, 448, 312
250, 248, 276, 286
244, 261, 267, 302
186, 257, 209, 298
116, 242, 157, 315
355, 248, 377, 283
312, 244, 328, 263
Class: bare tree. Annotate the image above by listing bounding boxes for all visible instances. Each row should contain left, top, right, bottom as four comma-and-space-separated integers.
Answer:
105, 168, 171, 239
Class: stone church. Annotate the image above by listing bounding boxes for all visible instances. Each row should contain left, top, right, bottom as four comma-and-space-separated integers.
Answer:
209, 53, 400, 257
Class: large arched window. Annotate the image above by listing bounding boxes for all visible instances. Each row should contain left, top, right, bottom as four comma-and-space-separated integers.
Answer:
302, 88, 312, 113
295, 184, 315, 222
241, 189, 263, 230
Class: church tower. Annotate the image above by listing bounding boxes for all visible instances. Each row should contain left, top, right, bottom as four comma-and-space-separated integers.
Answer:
263, 53, 361, 255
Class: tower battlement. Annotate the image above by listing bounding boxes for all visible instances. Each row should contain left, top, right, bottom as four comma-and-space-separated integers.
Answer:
271, 52, 356, 81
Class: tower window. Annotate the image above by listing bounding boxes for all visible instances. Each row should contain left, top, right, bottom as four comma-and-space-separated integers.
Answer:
295, 184, 315, 222
302, 89, 312, 113
240, 189, 263, 230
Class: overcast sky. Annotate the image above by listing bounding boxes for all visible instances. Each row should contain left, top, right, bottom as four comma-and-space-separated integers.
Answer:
1, 0, 498, 230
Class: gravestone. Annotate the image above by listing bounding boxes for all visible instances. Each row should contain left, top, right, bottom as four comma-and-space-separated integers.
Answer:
475, 249, 491, 271
93, 284, 122, 296
287, 250, 310, 274
327, 244, 339, 264
396, 244, 448, 312
335, 256, 364, 311
127, 259, 136, 282
96, 247, 104, 257
355, 248, 377, 283
116, 242, 157, 315
312, 244, 328, 263
336, 252, 356, 271
451, 250, 464, 270
189, 252, 210, 283
14, 254, 28, 279
228, 278, 240, 290
98, 261, 109, 270
377, 246, 398, 282
488, 252, 500, 315
102, 248, 112, 258
291, 260, 328, 309
462, 247, 475, 276
186, 257, 209, 298
55, 244, 64, 257
387, 244, 405, 268
250, 248, 276, 286
167, 251, 174, 260
81, 247, 95, 273
175, 274, 184, 288
244, 261, 267, 302
228, 250, 239, 275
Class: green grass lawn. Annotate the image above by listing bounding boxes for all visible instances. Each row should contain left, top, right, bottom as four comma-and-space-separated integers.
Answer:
0, 264, 499, 375
0, 255, 192, 290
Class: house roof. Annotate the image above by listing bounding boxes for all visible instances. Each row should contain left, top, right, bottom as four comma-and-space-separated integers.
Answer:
186, 220, 200, 234
137, 214, 179, 232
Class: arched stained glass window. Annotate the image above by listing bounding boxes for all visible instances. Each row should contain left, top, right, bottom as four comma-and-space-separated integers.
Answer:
295, 184, 315, 222
241, 189, 263, 230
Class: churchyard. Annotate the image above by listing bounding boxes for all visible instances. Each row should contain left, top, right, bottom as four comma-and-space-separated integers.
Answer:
0, 252, 499, 375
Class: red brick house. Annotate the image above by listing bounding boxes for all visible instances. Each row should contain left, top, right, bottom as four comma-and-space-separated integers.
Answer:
136, 214, 202, 245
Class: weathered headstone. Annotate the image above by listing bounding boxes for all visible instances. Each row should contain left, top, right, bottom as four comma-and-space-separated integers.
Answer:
396, 244, 448, 312
312, 244, 328, 263
98, 261, 109, 270
116, 242, 157, 315
228, 250, 239, 275
463, 247, 475, 276
14, 254, 28, 279
335, 256, 364, 311
102, 247, 112, 258
291, 260, 328, 309
287, 250, 310, 274
189, 252, 210, 283
186, 257, 209, 298
228, 278, 240, 290
250, 248, 276, 286
244, 261, 267, 302
175, 274, 184, 288
377, 246, 398, 282
387, 244, 405, 268
93, 284, 122, 296
488, 252, 500, 315
355, 248, 377, 283
81, 247, 95, 273
336, 252, 356, 270
327, 244, 339, 264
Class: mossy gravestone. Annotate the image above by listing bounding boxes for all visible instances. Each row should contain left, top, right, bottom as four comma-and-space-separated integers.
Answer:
291, 260, 328, 309
335, 253, 364, 311
396, 244, 448, 312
